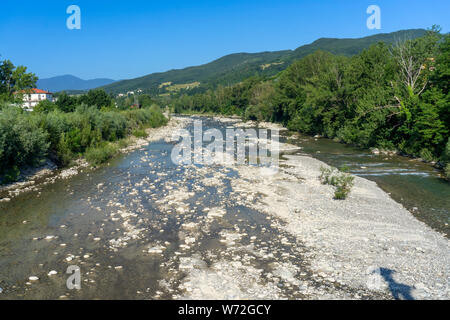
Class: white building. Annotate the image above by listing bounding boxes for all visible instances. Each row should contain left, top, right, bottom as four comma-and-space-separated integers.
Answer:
16, 88, 53, 111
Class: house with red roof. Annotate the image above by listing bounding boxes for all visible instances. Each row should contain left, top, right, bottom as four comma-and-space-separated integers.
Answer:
15, 88, 54, 111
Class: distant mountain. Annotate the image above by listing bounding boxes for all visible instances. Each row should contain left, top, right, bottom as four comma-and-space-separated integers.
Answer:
37, 75, 116, 92
102, 29, 427, 95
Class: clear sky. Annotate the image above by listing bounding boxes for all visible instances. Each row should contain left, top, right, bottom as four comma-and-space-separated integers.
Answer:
1, 0, 449, 80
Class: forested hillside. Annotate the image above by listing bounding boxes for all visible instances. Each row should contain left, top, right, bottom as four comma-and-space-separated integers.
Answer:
102, 29, 426, 95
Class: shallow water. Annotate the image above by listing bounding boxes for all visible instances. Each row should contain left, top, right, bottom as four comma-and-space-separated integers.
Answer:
281, 132, 450, 236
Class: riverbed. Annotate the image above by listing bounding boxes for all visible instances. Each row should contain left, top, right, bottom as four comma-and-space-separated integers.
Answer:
0, 116, 448, 300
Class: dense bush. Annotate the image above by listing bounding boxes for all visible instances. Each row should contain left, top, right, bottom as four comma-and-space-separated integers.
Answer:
0, 107, 49, 178
0, 103, 167, 183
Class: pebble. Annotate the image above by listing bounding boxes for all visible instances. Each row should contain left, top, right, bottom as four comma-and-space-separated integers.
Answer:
48, 270, 58, 276
29, 276, 39, 281
148, 247, 164, 254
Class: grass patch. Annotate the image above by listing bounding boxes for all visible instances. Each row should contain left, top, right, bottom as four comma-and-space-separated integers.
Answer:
319, 166, 355, 200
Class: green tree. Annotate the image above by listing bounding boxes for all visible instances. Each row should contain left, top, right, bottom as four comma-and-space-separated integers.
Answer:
0, 59, 38, 102
79, 89, 113, 109
34, 100, 56, 113
55, 92, 77, 112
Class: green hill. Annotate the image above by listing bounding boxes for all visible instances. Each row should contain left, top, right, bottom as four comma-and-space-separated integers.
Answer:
102, 29, 427, 95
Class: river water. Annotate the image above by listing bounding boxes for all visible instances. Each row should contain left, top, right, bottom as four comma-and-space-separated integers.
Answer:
0, 116, 447, 299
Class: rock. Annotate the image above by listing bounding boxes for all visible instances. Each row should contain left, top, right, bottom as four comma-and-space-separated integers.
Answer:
148, 246, 164, 254
48, 270, 58, 276
207, 207, 226, 219
371, 148, 380, 155
29, 276, 39, 281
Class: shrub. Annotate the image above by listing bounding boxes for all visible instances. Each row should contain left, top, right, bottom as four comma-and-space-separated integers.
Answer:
319, 166, 355, 200
85, 143, 119, 166
33, 100, 56, 113
0, 103, 168, 181
132, 127, 148, 138
56, 133, 73, 167
1, 165, 21, 184
0, 107, 49, 175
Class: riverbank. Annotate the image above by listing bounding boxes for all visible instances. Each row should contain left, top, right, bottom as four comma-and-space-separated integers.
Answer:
0, 116, 186, 202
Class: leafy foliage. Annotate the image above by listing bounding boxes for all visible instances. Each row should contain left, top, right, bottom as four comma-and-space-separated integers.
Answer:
0, 59, 38, 103
0, 102, 167, 183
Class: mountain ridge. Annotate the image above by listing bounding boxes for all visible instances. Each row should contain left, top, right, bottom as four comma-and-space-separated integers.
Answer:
101, 29, 427, 94
37, 75, 116, 92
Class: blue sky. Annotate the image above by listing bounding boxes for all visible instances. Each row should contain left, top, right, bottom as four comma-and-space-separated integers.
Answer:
1, 0, 449, 80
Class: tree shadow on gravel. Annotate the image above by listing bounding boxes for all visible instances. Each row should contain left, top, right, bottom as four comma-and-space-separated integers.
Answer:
380, 268, 414, 300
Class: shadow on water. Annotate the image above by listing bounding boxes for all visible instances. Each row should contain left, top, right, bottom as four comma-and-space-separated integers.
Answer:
380, 268, 414, 300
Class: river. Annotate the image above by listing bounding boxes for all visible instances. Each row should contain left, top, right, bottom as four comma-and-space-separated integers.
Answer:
0, 116, 448, 299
